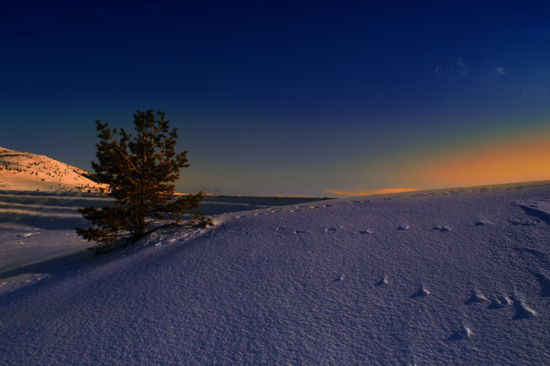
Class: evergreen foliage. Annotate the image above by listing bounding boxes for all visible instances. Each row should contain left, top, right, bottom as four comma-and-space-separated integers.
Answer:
77, 110, 210, 247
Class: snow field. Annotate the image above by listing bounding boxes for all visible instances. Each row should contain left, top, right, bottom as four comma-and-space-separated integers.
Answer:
0, 182, 549, 365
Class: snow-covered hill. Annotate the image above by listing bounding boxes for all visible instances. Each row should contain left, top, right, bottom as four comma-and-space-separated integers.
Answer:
1, 182, 549, 365
0, 146, 105, 192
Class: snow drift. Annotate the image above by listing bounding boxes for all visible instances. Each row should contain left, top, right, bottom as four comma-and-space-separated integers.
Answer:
0, 182, 549, 365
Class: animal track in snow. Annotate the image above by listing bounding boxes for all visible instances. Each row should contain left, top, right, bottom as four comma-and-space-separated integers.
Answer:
412, 284, 430, 297
488, 299, 504, 309
16, 232, 40, 238
433, 225, 452, 232
398, 224, 410, 231
324, 228, 337, 233
359, 229, 373, 235
488, 294, 513, 309
464, 289, 488, 305
511, 295, 537, 320
376, 274, 389, 286
333, 274, 345, 282
449, 324, 473, 341
474, 219, 491, 226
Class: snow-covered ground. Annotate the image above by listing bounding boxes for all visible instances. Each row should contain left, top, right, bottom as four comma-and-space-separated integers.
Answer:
1, 182, 549, 365
0, 191, 110, 272
0, 191, 320, 273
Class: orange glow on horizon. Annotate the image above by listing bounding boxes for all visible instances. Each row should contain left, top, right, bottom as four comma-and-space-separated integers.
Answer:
326, 188, 420, 197
412, 133, 550, 187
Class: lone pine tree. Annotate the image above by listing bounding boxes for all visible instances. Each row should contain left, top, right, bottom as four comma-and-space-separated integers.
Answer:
77, 110, 210, 246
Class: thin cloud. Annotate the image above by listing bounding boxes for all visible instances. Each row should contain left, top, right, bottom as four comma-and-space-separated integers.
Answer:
456, 58, 471, 75
495, 67, 507, 77
435, 57, 471, 78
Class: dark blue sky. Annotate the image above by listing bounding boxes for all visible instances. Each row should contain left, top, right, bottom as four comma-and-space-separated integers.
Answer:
2, 1, 550, 195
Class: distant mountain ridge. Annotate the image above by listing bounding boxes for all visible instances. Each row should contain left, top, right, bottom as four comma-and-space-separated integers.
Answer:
0, 146, 106, 192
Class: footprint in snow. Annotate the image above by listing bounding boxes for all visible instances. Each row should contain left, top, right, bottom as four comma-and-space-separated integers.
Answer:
433, 225, 452, 232
359, 229, 373, 235
464, 289, 488, 305
474, 219, 491, 226
376, 274, 389, 286
333, 274, 345, 282
511, 294, 537, 320
449, 324, 473, 341
324, 228, 337, 233
398, 224, 410, 231
488, 294, 513, 310
17, 232, 38, 238
293, 230, 307, 235
412, 284, 431, 297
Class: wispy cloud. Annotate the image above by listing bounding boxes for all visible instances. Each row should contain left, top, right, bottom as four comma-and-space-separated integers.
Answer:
495, 66, 507, 78
435, 57, 471, 78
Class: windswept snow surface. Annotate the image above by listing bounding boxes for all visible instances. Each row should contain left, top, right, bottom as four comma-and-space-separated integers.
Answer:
0, 191, 320, 273
1, 182, 550, 365
0, 191, 110, 273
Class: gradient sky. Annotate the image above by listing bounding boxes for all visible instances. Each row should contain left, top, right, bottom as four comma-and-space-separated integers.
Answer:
1, 1, 550, 196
